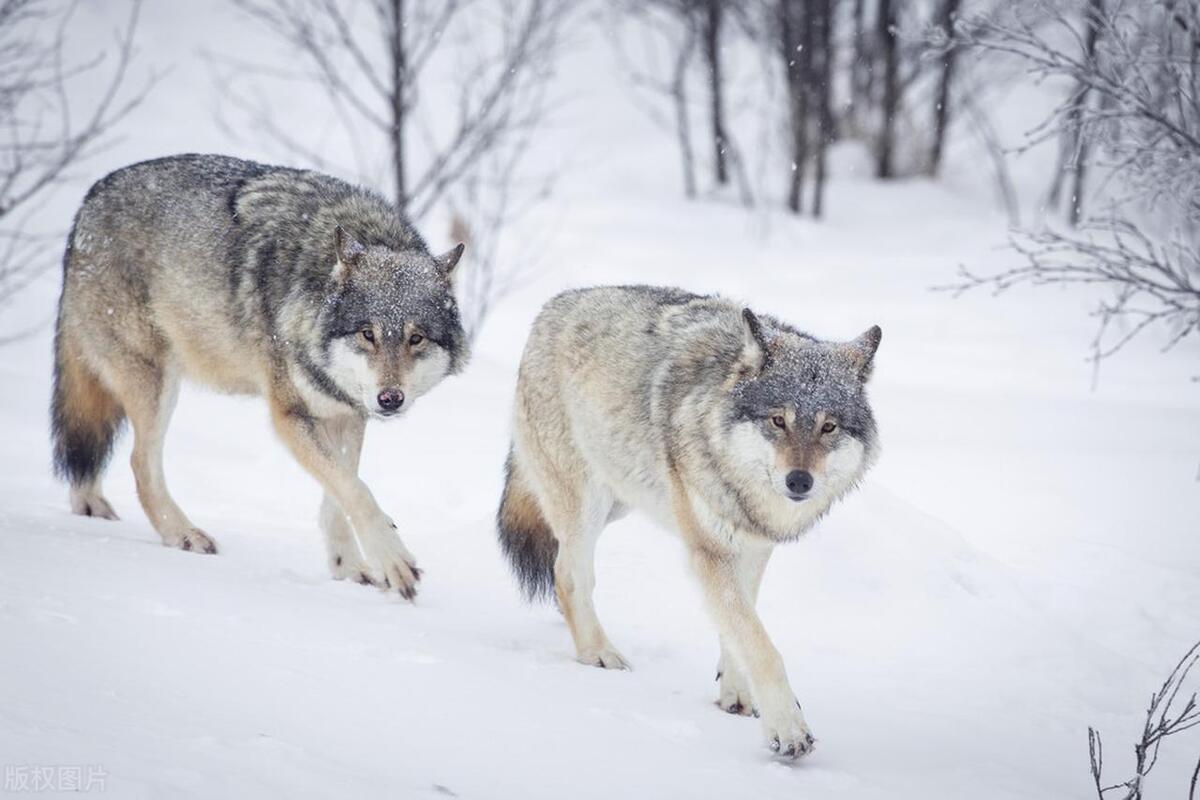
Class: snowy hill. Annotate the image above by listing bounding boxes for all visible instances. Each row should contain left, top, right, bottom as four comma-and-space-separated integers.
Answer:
1, 2, 1199, 798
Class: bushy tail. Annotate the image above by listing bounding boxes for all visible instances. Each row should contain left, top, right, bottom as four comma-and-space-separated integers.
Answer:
497, 450, 557, 602
50, 324, 124, 488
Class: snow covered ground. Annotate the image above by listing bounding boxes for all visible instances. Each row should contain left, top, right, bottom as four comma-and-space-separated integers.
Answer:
1, 3, 1199, 798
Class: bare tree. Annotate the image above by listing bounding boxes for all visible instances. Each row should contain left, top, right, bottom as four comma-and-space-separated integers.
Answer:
952, 0, 1200, 363
607, 0, 701, 199
218, 0, 570, 337
1041, 0, 1105, 225
0, 0, 150, 317
701, 0, 729, 186
919, 0, 1036, 216
1087, 639, 1200, 800
928, 0, 962, 175
848, 0, 873, 133
610, 0, 753, 204
1066, 0, 1105, 226
778, 0, 811, 213
811, 0, 834, 217
876, 0, 901, 178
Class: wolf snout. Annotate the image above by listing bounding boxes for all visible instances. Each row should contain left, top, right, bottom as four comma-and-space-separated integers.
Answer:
784, 470, 813, 500
376, 388, 405, 414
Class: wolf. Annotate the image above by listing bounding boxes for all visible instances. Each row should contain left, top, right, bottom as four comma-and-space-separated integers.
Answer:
497, 285, 880, 758
51, 154, 468, 599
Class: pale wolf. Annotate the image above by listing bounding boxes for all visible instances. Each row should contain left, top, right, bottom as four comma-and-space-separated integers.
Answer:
498, 286, 880, 757
51, 154, 467, 598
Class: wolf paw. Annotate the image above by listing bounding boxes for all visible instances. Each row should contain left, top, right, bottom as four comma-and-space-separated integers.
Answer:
577, 645, 631, 671
361, 523, 421, 600
716, 668, 757, 716
165, 528, 218, 555
69, 489, 119, 520
761, 703, 815, 760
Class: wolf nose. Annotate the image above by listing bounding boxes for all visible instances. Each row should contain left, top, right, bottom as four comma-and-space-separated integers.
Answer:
785, 470, 813, 495
377, 388, 405, 412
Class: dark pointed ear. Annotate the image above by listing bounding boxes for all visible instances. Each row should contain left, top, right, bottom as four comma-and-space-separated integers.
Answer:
436, 242, 465, 278
845, 325, 882, 380
733, 308, 769, 381
333, 225, 365, 283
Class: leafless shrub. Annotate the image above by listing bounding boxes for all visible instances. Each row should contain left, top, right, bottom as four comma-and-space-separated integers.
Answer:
1087, 639, 1200, 800
951, 0, 1200, 363
0, 0, 151, 314
963, 0, 1200, 225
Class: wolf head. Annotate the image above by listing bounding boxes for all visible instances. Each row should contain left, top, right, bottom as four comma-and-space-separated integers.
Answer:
321, 226, 467, 419
725, 309, 880, 530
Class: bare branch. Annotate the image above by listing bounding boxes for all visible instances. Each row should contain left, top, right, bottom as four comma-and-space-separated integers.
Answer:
954, 0, 1200, 366
941, 217, 1200, 361
605, 0, 701, 199
0, 0, 154, 312
217, 0, 571, 335
1083, 640, 1200, 800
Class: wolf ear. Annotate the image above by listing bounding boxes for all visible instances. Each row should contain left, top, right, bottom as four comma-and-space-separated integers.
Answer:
436, 242, 465, 279
734, 308, 769, 381
844, 325, 882, 381
333, 225, 366, 283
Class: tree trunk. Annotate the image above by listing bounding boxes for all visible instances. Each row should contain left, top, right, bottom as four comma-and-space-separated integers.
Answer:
1047, 0, 1102, 224
1068, 0, 1103, 226
876, 0, 899, 179
780, 0, 809, 213
929, 0, 960, 176
850, 0, 867, 131
672, 22, 698, 199
702, 0, 729, 186
813, 0, 834, 217
387, 0, 408, 214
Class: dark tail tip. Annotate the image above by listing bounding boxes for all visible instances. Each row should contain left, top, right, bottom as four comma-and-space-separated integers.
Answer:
497, 451, 557, 602
50, 327, 124, 487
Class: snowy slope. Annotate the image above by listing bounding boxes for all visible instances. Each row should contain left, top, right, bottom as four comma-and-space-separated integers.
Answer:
2, 2, 1200, 798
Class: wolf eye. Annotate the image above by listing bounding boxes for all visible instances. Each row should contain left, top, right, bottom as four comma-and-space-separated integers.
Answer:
359, 328, 375, 344
771, 415, 786, 429
821, 421, 838, 434
408, 333, 424, 346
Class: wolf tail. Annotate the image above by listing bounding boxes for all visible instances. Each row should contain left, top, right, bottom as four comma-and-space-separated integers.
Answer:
50, 319, 125, 491
497, 449, 557, 602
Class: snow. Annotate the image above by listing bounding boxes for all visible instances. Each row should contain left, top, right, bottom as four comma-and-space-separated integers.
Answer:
1, 2, 1199, 798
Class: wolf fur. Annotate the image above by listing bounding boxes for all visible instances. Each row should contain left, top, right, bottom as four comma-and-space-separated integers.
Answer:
51, 154, 467, 598
498, 285, 880, 758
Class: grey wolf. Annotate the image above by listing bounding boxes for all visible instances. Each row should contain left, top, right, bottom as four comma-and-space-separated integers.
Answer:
51, 154, 467, 599
498, 285, 880, 757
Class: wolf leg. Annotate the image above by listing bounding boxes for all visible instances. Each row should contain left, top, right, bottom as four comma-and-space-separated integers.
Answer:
269, 393, 419, 598
545, 485, 628, 670
692, 546, 813, 759
716, 545, 772, 716
315, 416, 374, 584
121, 364, 217, 554
511, 401, 628, 668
